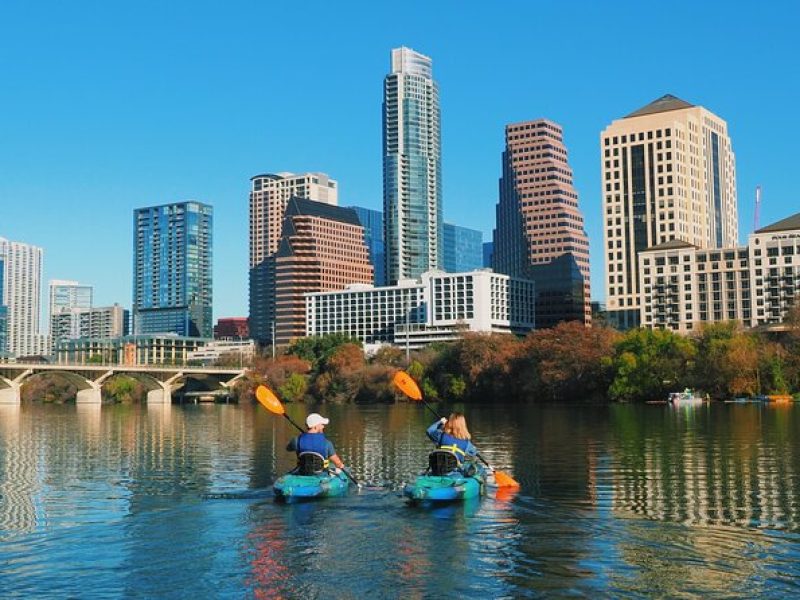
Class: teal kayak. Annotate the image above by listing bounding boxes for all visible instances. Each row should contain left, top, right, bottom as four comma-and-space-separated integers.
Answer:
403, 467, 488, 503
273, 470, 350, 500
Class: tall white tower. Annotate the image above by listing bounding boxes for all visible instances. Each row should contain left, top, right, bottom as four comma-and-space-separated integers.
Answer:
0, 237, 44, 357
383, 46, 442, 284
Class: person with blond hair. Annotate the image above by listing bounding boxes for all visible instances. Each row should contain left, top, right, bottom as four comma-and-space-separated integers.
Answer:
426, 412, 478, 472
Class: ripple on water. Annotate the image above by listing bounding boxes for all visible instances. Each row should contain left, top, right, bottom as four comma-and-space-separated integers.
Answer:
1, 402, 800, 598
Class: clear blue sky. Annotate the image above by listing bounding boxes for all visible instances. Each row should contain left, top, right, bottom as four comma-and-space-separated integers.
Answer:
1, 0, 798, 319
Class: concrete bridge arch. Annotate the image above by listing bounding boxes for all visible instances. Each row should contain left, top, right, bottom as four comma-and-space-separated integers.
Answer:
0, 364, 246, 405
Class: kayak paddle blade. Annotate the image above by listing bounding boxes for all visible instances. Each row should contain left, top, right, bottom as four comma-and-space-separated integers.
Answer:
255, 385, 285, 415
393, 370, 423, 401
493, 470, 520, 488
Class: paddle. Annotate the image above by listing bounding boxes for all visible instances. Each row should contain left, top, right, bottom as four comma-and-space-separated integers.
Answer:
392, 371, 520, 488
255, 385, 360, 488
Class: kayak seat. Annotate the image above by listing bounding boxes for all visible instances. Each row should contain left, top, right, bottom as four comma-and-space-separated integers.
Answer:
297, 451, 326, 475
428, 450, 459, 476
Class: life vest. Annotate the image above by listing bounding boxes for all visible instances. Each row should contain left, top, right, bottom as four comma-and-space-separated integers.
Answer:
296, 432, 331, 468
437, 432, 470, 465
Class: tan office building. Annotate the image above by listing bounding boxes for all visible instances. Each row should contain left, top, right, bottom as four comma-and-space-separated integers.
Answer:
601, 95, 737, 329
639, 212, 800, 333
249, 172, 338, 343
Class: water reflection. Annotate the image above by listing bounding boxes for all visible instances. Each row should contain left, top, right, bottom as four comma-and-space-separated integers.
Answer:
608, 404, 800, 531
0, 402, 798, 597
0, 405, 40, 536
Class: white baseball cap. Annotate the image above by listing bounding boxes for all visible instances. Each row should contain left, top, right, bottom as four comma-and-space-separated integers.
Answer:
306, 413, 330, 428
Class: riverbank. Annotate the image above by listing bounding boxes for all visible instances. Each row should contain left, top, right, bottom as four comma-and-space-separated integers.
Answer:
233, 320, 800, 404
18, 319, 800, 405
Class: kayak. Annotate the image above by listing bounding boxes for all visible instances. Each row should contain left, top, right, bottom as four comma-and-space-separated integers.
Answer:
273, 470, 350, 500
403, 467, 489, 503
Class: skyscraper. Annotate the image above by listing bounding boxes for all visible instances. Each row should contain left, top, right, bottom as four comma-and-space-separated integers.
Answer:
0, 237, 43, 357
350, 206, 386, 286
443, 223, 483, 273
493, 119, 591, 327
601, 94, 737, 329
49, 279, 93, 350
133, 201, 213, 338
383, 46, 442, 284
0, 254, 6, 355
249, 172, 338, 344
52, 304, 129, 344
273, 197, 373, 345
483, 242, 494, 268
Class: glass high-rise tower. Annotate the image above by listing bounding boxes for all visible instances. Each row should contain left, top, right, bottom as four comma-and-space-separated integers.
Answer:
443, 223, 483, 273
349, 206, 386, 286
133, 201, 213, 338
383, 46, 442, 284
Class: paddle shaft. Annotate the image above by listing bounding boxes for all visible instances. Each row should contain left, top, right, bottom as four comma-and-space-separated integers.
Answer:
283, 414, 360, 487
415, 396, 496, 473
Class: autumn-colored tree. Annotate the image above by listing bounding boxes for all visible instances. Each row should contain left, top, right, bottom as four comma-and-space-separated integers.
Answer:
726, 333, 761, 396
515, 321, 619, 401
232, 353, 311, 403
355, 363, 400, 404
692, 322, 762, 398
21, 373, 78, 403
370, 345, 405, 367
311, 343, 365, 402
428, 333, 522, 402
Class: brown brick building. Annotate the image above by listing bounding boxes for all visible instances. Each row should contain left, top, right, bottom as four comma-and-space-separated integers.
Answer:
493, 119, 591, 327
273, 197, 373, 345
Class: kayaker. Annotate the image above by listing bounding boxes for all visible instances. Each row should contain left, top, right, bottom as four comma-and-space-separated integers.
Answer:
286, 413, 346, 473
426, 412, 478, 473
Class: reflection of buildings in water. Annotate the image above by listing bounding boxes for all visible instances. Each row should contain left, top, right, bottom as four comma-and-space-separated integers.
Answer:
0, 405, 42, 535
609, 409, 799, 531
76, 403, 101, 439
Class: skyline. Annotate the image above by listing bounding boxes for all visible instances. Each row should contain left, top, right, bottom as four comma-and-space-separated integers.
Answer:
2, 1, 799, 318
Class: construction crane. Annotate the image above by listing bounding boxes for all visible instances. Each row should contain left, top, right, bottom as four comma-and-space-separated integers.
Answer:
754, 185, 762, 232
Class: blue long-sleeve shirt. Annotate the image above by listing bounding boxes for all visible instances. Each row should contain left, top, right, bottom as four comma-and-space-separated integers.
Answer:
426, 420, 478, 460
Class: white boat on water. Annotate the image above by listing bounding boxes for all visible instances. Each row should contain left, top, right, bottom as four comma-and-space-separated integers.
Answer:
668, 389, 706, 404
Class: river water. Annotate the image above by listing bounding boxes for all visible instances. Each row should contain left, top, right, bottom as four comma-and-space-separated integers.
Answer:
0, 401, 798, 598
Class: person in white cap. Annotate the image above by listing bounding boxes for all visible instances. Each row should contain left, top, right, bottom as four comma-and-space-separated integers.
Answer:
286, 412, 346, 472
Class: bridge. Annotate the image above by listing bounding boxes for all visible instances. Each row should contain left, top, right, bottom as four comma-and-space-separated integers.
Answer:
0, 363, 247, 405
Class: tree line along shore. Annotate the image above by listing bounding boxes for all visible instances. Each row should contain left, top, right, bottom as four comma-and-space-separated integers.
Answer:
22, 306, 800, 404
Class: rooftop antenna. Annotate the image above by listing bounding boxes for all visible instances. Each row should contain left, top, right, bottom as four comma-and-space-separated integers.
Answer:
754, 185, 762, 232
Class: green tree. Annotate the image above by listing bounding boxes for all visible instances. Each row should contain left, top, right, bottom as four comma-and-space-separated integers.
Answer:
608, 328, 696, 401
286, 334, 362, 373
278, 372, 308, 402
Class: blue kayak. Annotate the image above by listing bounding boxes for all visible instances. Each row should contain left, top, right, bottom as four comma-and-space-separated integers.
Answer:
403, 467, 488, 503
273, 470, 350, 500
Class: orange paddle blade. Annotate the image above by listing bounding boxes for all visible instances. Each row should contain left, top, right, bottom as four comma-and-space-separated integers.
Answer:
255, 385, 285, 415
493, 470, 520, 488
392, 370, 423, 401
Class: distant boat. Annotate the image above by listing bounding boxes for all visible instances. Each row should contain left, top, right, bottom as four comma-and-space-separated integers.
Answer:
767, 394, 793, 404
668, 389, 706, 405
725, 396, 767, 404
